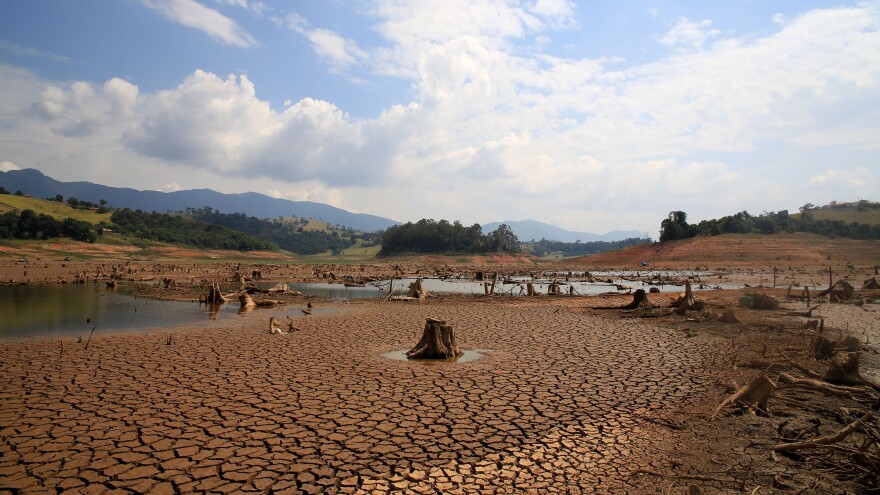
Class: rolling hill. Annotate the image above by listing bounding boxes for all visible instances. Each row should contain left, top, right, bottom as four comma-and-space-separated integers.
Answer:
0, 195, 112, 224
0, 168, 399, 232
482, 219, 642, 243
572, 233, 880, 269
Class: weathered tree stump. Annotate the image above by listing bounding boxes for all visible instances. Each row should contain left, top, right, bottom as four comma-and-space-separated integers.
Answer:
712, 374, 776, 419
239, 292, 257, 309
674, 280, 703, 313
408, 279, 428, 298
824, 352, 863, 385
406, 318, 463, 359
622, 289, 653, 309
206, 281, 229, 304
812, 335, 836, 360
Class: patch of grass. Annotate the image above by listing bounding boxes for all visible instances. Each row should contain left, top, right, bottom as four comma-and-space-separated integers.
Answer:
796, 207, 880, 226
0, 196, 112, 224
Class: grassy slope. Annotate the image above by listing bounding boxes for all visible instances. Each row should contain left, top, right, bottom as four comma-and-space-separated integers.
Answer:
0, 195, 112, 224
573, 233, 880, 269
793, 206, 880, 226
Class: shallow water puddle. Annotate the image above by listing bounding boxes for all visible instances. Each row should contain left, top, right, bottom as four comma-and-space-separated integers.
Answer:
381, 349, 492, 364
0, 283, 318, 339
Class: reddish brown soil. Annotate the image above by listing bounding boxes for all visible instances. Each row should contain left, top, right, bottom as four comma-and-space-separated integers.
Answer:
575, 233, 880, 270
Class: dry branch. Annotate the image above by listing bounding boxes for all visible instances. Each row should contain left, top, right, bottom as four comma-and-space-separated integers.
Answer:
773, 412, 873, 452
713, 374, 776, 419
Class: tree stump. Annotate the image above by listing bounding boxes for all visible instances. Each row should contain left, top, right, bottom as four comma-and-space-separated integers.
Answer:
712, 374, 776, 418
824, 352, 863, 385
406, 318, 463, 359
206, 281, 229, 304
239, 292, 257, 309
674, 280, 703, 312
812, 335, 836, 360
408, 279, 427, 298
622, 289, 653, 309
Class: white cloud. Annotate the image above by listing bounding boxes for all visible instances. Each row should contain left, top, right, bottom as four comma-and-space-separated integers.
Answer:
160, 182, 182, 192
0, 161, 20, 172
1, 4, 879, 234
659, 18, 720, 51
0, 39, 71, 63
141, 0, 257, 47
286, 14, 367, 72
809, 166, 873, 189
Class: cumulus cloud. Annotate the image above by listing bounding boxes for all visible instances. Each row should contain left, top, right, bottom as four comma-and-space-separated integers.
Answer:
141, 0, 257, 47
1, 4, 879, 234
0, 161, 20, 172
659, 18, 720, 51
32, 78, 139, 137
286, 14, 368, 71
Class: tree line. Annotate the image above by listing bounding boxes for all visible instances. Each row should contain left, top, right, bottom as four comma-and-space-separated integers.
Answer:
660, 206, 880, 242
379, 220, 519, 255
525, 237, 650, 257
187, 207, 359, 255
0, 210, 97, 242
110, 209, 274, 251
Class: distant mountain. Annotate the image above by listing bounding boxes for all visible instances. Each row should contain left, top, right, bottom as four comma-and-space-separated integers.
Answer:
482, 219, 642, 243
0, 168, 399, 232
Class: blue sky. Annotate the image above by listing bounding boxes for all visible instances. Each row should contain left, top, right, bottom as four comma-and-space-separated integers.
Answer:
0, 1, 878, 236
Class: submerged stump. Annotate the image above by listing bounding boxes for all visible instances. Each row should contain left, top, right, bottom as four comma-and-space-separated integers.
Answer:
407, 318, 463, 359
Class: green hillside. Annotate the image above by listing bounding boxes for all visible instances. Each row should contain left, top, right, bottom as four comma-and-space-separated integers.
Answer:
0, 195, 112, 224
794, 202, 880, 226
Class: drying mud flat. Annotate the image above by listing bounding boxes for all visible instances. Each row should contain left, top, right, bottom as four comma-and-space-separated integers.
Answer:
2, 256, 880, 493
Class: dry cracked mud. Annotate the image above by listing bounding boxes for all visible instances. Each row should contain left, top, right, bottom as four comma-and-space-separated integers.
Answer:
1, 300, 724, 494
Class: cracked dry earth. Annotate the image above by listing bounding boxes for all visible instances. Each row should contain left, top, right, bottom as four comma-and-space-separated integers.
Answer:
1, 300, 721, 494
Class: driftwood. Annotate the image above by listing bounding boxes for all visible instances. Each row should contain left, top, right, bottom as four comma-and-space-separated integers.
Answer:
407, 318, 463, 359
773, 411, 873, 452
777, 372, 863, 398
239, 291, 284, 308
713, 374, 776, 419
818, 279, 855, 300
787, 305, 820, 318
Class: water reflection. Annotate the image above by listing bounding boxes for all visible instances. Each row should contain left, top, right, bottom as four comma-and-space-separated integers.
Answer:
381, 349, 490, 364
0, 284, 238, 339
